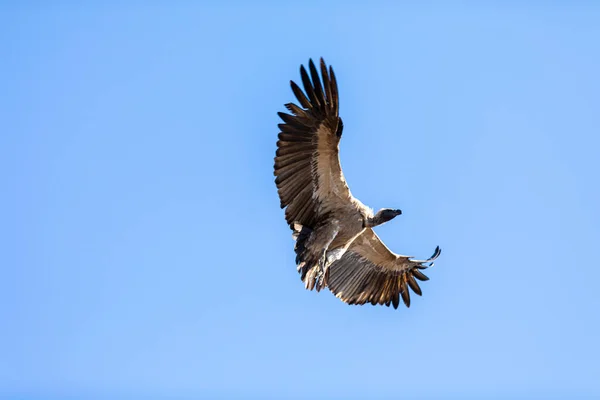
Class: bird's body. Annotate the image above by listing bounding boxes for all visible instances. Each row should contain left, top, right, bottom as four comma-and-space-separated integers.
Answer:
274, 58, 440, 309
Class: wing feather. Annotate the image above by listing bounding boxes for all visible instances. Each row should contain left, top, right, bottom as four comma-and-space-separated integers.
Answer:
290, 81, 311, 109
309, 59, 326, 107
274, 58, 352, 228
328, 229, 441, 309
300, 64, 320, 107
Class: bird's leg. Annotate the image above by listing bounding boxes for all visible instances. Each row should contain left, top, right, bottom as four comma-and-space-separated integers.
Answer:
319, 250, 328, 269
317, 248, 347, 291
314, 250, 328, 291
314, 220, 340, 291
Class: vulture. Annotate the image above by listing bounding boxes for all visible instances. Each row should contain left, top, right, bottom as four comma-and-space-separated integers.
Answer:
274, 58, 441, 309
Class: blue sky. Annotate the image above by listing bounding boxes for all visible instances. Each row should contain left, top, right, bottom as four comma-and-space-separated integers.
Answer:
2, 2, 599, 399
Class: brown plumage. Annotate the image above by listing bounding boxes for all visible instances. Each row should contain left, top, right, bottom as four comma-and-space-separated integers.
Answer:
274, 58, 441, 309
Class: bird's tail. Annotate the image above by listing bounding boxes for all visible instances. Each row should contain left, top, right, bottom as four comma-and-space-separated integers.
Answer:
292, 222, 322, 291
292, 222, 312, 272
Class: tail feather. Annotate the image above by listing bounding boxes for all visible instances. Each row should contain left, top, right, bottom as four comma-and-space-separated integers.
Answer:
292, 221, 334, 291
292, 222, 313, 279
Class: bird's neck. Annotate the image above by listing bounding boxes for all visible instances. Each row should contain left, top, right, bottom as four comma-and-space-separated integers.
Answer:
365, 214, 385, 228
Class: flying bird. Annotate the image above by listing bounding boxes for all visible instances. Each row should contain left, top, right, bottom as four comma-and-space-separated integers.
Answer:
274, 58, 441, 309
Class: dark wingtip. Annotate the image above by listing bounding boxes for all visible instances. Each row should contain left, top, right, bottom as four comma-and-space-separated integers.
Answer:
403, 296, 411, 308
406, 274, 422, 296
412, 269, 429, 282
392, 294, 399, 309
400, 281, 411, 308
329, 65, 336, 82
300, 64, 308, 77
431, 246, 442, 261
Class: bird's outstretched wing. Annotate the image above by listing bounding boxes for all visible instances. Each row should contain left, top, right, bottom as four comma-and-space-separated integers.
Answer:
274, 58, 352, 229
327, 229, 441, 309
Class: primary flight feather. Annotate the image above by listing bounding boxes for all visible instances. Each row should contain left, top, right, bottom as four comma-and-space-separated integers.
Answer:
274, 58, 440, 309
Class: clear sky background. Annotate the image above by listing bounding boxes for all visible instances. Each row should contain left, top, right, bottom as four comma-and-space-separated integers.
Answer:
2, 2, 599, 399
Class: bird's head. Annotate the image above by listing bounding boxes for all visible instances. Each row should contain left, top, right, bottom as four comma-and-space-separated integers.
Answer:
370, 208, 402, 227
